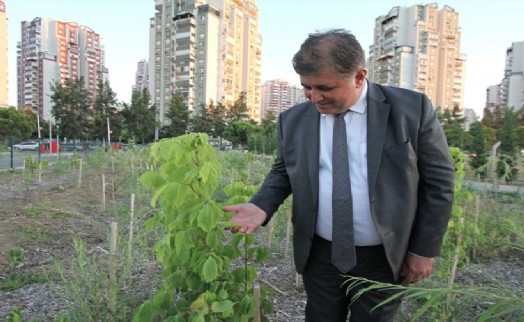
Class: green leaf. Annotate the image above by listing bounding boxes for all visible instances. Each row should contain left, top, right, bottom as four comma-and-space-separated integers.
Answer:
153, 289, 173, 311
133, 301, 154, 322
202, 256, 219, 282
140, 171, 166, 189
211, 300, 235, 313
206, 231, 220, 248
197, 203, 217, 232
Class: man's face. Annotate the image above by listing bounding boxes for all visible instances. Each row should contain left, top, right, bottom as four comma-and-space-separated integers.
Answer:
300, 68, 367, 115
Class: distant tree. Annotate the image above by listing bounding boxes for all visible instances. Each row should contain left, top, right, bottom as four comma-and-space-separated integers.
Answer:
468, 121, 489, 179
0, 107, 34, 139
223, 120, 256, 149
227, 92, 249, 123
442, 106, 465, 149
498, 107, 518, 156
497, 154, 519, 184
91, 81, 121, 141
162, 95, 189, 138
482, 106, 504, 130
189, 102, 211, 134
20, 108, 50, 139
51, 77, 91, 142
121, 88, 156, 143
209, 101, 227, 140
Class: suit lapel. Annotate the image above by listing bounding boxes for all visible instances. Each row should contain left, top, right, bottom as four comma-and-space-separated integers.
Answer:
304, 103, 320, 208
367, 83, 390, 198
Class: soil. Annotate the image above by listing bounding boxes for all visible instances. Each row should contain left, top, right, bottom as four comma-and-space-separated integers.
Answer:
0, 163, 522, 321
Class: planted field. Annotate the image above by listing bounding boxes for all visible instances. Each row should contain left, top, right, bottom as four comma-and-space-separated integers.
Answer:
0, 135, 523, 321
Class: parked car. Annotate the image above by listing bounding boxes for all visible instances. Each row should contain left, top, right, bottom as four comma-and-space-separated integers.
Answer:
60, 142, 84, 151
12, 141, 40, 151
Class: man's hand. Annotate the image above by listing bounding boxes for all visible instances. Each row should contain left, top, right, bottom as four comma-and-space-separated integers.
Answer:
400, 253, 434, 286
223, 203, 267, 234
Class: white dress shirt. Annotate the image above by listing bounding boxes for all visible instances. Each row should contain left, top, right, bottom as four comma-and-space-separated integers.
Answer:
316, 81, 382, 246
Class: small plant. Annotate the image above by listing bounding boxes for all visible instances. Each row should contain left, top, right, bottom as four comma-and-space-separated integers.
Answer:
8, 248, 25, 268
135, 133, 272, 321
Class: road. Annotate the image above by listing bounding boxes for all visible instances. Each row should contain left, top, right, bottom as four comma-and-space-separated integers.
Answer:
0, 150, 79, 170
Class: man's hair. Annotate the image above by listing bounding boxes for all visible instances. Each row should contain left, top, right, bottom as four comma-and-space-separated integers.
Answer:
292, 29, 365, 76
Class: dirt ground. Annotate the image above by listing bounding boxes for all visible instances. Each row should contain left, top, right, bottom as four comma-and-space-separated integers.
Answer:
0, 163, 522, 321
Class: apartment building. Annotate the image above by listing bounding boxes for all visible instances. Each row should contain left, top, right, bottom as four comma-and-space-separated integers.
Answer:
500, 41, 524, 111
0, 1, 7, 107
150, 0, 262, 125
261, 79, 306, 118
133, 59, 149, 93
368, 4, 466, 111
17, 18, 107, 120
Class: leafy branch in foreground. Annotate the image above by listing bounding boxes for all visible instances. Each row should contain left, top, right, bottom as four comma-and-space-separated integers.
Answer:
134, 133, 272, 321
343, 276, 524, 322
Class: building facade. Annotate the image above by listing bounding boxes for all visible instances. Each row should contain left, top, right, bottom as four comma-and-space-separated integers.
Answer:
0, 1, 7, 107
500, 41, 524, 111
261, 79, 306, 118
368, 4, 466, 111
134, 59, 149, 93
17, 18, 107, 120
150, 0, 262, 125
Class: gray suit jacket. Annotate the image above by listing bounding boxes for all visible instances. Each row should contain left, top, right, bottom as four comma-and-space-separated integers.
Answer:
250, 81, 454, 279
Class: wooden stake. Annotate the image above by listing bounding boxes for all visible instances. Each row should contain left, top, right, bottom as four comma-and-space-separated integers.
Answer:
448, 216, 465, 288
253, 285, 261, 322
109, 222, 118, 315
267, 218, 274, 249
129, 193, 135, 253
285, 212, 292, 258
78, 159, 82, 187
102, 174, 106, 212
38, 163, 42, 182
111, 156, 115, 173
472, 195, 480, 259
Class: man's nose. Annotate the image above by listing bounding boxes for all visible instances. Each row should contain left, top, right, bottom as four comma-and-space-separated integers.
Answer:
309, 89, 322, 104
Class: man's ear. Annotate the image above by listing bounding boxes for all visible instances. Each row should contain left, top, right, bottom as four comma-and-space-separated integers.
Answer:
355, 69, 368, 87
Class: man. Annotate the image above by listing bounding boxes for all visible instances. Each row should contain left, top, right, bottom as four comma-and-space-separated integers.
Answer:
223, 29, 454, 321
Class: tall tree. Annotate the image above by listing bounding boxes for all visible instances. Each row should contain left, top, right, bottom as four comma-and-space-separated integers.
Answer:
51, 77, 91, 142
223, 120, 256, 149
121, 89, 156, 143
0, 107, 34, 139
442, 106, 465, 149
482, 106, 504, 130
498, 107, 518, 156
91, 81, 121, 141
468, 121, 488, 179
209, 101, 227, 140
227, 92, 249, 123
189, 102, 211, 134
162, 95, 189, 138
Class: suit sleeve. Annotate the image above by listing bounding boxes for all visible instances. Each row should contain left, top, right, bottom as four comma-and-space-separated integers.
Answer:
409, 95, 454, 257
249, 113, 292, 221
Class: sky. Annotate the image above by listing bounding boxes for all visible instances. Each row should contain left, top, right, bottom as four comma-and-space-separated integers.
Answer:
5, 0, 524, 117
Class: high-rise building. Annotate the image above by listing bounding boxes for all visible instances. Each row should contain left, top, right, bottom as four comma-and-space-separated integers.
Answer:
134, 59, 149, 93
261, 79, 306, 118
486, 41, 524, 112
368, 4, 466, 111
500, 41, 524, 111
150, 0, 262, 125
0, 1, 7, 107
17, 18, 107, 120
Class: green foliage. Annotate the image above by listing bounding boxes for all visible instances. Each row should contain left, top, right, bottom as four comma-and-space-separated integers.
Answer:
91, 81, 122, 141
496, 154, 519, 184
436, 148, 475, 279
344, 276, 524, 322
497, 107, 518, 156
8, 248, 25, 268
51, 77, 91, 141
120, 89, 157, 144
223, 121, 257, 149
162, 95, 189, 138
0, 107, 35, 138
135, 133, 272, 321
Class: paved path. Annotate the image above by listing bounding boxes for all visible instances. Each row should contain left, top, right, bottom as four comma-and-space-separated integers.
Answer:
463, 180, 524, 195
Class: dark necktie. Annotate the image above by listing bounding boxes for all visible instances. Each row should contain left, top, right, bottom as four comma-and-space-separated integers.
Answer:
331, 111, 356, 273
